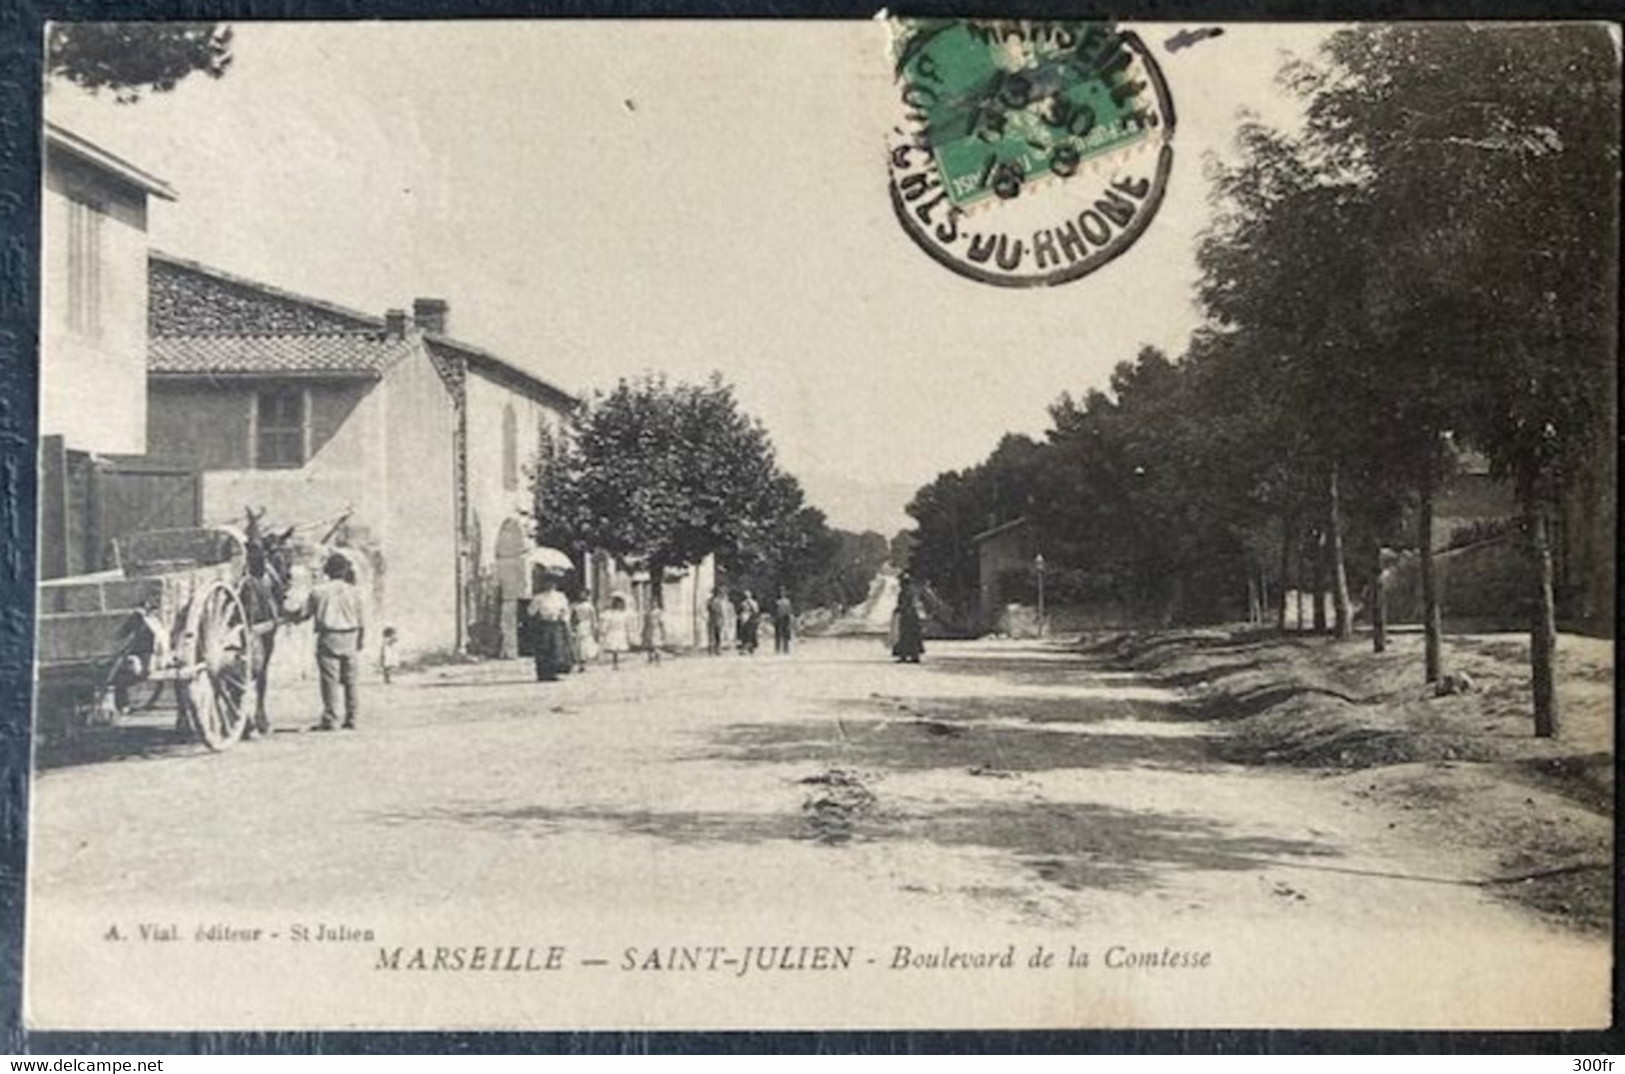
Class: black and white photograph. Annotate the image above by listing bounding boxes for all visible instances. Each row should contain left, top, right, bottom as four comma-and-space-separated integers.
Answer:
21, 18, 1618, 1031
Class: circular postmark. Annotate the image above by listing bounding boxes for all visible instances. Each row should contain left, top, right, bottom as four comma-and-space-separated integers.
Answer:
886, 20, 1176, 288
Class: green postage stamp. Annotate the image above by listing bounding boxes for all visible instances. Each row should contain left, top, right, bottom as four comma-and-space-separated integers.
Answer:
886, 19, 1176, 287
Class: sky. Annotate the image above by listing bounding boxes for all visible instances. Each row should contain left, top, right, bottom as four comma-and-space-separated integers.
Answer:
45, 21, 1329, 534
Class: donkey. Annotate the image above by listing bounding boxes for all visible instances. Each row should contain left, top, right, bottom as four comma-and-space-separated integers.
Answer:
241, 507, 297, 738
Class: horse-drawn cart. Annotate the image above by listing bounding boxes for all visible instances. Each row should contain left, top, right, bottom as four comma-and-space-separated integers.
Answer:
37, 526, 268, 751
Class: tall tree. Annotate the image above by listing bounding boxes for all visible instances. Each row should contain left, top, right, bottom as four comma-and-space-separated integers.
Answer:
888, 529, 917, 571
785, 528, 891, 611
720, 505, 884, 613
1199, 124, 1378, 642
1033, 346, 1261, 625
902, 468, 985, 622
531, 374, 801, 607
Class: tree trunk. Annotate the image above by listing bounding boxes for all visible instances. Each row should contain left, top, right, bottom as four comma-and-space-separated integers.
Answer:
1369, 535, 1387, 654
1327, 461, 1353, 640
1276, 513, 1293, 633
1419, 459, 1443, 684
692, 564, 703, 652
1162, 575, 1185, 627
648, 560, 666, 608
1296, 538, 1309, 633
1522, 475, 1559, 738
1310, 527, 1328, 634
1247, 571, 1260, 624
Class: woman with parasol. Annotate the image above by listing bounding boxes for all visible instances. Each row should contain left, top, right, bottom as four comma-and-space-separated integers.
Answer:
527, 569, 573, 682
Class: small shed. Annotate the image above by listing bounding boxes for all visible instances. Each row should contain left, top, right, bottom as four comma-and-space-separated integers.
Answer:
969, 517, 1035, 633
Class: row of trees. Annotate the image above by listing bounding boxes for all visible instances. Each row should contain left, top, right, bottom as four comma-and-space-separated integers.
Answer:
721, 513, 891, 612
530, 374, 887, 615
903, 24, 1617, 736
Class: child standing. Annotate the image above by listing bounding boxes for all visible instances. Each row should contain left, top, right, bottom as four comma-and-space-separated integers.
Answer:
379, 626, 398, 684
598, 594, 632, 670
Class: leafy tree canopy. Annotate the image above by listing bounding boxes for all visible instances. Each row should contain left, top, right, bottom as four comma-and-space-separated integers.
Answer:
532, 374, 810, 601
48, 23, 233, 102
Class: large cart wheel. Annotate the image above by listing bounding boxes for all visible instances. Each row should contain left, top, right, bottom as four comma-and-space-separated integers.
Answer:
177, 582, 257, 750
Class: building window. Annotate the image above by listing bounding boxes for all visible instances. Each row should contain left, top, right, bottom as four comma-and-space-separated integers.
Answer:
256, 389, 307, 469
501, 403, 518, 490
66, 196, 105, 337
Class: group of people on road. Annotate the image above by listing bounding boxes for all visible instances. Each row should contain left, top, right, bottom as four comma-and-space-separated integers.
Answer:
527, 576, 657, 681
531, 578, 797, 682
529, 572, 921, 683
291, 561, 929, 723
706, 588, 796, 656
530, 579, 805, 683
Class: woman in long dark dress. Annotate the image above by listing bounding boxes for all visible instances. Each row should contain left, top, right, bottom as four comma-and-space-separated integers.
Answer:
528, 575, 573, 682
891, 576, 925, 664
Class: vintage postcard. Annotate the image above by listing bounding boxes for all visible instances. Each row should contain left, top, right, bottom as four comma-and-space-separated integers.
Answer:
24, 19, 1616, 1031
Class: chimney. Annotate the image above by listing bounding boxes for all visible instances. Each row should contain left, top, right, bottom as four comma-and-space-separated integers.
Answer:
413, 297, 449, 336
383, 308, 408, 339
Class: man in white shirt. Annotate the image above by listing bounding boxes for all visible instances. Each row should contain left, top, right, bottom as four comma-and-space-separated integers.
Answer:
295, 553, 366, 730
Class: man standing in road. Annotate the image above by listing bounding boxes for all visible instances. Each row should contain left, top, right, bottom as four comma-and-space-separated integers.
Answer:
772, 590, 794, 654
294, 552, 366, 731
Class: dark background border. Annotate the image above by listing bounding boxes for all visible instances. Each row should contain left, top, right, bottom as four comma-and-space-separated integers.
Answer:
3, 0, 1621, 1054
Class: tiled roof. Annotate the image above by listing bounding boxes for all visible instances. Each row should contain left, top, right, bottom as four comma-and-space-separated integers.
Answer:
425, 337, 577, 410
150, 333, 419, 377
151, 253, 383, 337
146, 253, 574, 404
971, 516, 1029, 544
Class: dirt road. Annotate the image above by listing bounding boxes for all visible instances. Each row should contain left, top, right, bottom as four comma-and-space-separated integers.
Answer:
26, 636, 1609, 1030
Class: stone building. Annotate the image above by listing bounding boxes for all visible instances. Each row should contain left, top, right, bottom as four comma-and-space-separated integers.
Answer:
141, 253, 574, 659
969, 516, 1034, 633
421, 327, 575, 657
